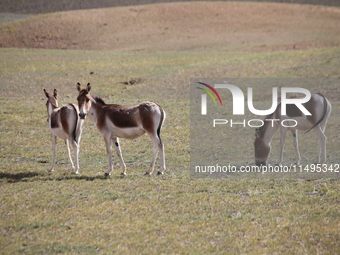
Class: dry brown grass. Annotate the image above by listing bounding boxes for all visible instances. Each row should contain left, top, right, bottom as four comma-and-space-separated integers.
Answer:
1, 0, 339, 14
1, 2, 339, 51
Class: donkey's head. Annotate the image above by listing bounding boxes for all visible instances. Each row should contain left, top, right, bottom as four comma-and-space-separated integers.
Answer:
76, 82, 91, 119
254, 128, 271, 166
43, 89, 58, 115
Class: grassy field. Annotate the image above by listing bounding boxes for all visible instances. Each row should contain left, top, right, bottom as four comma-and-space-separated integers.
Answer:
1, 1, 340, 254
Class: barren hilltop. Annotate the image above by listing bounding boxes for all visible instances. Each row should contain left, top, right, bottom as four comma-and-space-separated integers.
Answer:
1, 2, 339, 51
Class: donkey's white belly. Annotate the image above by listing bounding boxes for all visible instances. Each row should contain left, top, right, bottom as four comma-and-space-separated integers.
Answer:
50, 126, 68, 140
111, 126, 146, 140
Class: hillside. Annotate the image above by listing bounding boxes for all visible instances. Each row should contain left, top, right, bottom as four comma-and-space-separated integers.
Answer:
0, 0, 339, 14
0, 2, 339, 51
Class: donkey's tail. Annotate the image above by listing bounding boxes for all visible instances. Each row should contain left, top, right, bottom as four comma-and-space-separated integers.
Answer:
156, 103, 166, 146
304, 93, 328, 134
68, 103, 80, 143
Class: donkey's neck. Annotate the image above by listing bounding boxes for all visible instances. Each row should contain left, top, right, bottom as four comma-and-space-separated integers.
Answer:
261, 111, 280, 144
47, 101, 58, 117
87, 102, 99, 123
262, 122, 279, 144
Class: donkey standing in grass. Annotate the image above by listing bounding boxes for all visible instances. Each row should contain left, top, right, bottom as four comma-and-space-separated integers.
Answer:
76, 83, 166, 176
254, 93, 332, 166
44, 89, 84, 174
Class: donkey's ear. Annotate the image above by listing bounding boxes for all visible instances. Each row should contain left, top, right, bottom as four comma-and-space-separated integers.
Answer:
76, 82, 81, 92
86, 83, 91, 92
43, 89, 49, 98
53, 89, 58, 99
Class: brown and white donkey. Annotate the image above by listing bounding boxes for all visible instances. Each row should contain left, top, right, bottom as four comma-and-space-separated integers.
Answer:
44, 89, 84, 174
76, 83, 166, 176
254, 93, 332, 166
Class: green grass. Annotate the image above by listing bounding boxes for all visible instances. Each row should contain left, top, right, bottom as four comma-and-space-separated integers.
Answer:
1, 47, 340, 254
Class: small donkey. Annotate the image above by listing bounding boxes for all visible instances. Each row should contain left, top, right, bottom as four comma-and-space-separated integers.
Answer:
44, 89, 84, 174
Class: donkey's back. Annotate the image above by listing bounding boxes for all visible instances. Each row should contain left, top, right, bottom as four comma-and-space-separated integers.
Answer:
49, 103, 80, 143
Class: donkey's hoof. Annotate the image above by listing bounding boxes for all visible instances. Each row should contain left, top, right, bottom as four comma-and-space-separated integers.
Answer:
104, 173, 110, 178
144, 172, 151, 176
121, 172, 127, 176
157, 171, 163, 175
72, 171, 79, 175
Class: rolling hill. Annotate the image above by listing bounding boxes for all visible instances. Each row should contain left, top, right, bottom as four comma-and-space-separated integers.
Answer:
0, 0, 339, 14
1, 2, 339, 51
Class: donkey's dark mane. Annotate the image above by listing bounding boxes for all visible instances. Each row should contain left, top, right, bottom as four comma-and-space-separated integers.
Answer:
94, 97, 106, 105
94, 97, 121, 107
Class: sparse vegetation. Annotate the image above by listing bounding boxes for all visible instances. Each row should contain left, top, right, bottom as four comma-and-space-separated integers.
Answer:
1, 0, 339, 14
0, 1, 339, 254
1, 2, 340, 51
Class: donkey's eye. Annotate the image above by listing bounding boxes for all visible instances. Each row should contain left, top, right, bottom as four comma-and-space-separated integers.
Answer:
86, 98, 90, 102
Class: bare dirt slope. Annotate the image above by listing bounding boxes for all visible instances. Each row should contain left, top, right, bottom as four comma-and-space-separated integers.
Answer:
0, 2, 339, 51
1, 0, 339, 14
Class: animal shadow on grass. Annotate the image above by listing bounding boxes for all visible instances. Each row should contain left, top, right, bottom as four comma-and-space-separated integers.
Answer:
0, 171, 107, 183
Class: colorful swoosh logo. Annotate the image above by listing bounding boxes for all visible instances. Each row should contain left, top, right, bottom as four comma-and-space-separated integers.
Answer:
196, 82, 223, 106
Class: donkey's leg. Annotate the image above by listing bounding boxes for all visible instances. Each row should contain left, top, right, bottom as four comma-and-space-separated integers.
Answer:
156, 132, 166, 175
314, 126, 327, 163
292, 130, 301, 165
278, 127, 288, 165
145, 133, 162, 175
104, 135, 113, 176
70, 140, 79, 174
65, 139, 75, 172
158, 140, 166, 175
49, 135, 57, 172
112, 138, 127, 176
320, 100, 331, 133
316, 103, 330, 163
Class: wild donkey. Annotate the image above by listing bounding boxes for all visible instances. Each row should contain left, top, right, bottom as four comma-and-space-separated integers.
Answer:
254, 93, 331, 166
44, 89, 83, 173
76, 83, 166, 176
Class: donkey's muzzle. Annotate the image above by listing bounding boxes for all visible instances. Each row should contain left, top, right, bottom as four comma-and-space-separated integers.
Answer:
79, 113, 86, 119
